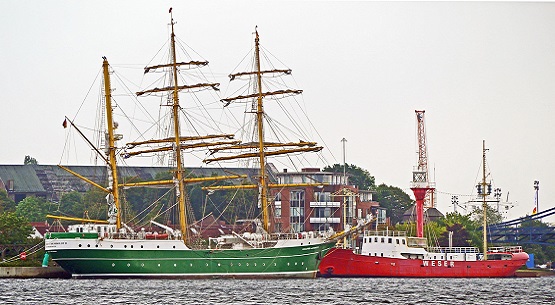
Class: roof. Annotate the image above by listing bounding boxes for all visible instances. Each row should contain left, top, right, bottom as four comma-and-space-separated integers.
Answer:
0, 164, 260, 199
402, 206, 445, 222
30, 221, 66, 235
0, 165, 46, 193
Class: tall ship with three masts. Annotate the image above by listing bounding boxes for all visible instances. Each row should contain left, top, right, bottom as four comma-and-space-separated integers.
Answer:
45, 10, 341, 278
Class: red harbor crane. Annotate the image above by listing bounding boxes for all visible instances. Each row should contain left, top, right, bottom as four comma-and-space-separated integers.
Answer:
410, 110, 435, 238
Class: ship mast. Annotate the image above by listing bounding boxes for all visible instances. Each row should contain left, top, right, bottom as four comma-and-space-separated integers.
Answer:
254, 29, 271, 232
132, 9, 227, 243
481, 140, 488, 260
167, 11, 189, 242
205, 28, 323, 233
54, 58, 122, 228
102, 57, 122, 230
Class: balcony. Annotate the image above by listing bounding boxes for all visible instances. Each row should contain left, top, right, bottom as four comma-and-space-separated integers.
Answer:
309, 201, 340, 208
310, 217, 340, 224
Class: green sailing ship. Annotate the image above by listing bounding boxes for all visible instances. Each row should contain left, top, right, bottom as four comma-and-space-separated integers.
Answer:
45, 10, 354, 279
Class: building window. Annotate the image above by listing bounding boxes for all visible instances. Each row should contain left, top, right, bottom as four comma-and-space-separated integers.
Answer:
316, 223, 330, 232
275, 206, 281, 217
314, 191, 331, 202
290, 190, 305, 233
314, 207, 331, 218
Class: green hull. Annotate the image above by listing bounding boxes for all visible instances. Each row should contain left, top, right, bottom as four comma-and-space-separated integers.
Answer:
46, 232, 99, 239
47, 240, 335, 279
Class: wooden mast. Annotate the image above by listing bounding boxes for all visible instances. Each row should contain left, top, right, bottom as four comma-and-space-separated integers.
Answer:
131, 9, 227, 243
168, 10, 188, 242
206, 28, 324, 234
253, 28, 271, 232
51, 59, 122, 228
102, 57, 122, 230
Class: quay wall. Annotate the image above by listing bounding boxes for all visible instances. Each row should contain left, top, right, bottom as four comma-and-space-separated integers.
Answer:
0, 266, 70, 278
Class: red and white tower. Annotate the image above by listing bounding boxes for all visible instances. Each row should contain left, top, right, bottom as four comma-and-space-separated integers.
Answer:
410, 110, 435, 238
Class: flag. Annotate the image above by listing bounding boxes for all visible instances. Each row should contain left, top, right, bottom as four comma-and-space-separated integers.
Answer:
62, 118, 67, 128
532, 207, 537, 215
169, 7, 172, 13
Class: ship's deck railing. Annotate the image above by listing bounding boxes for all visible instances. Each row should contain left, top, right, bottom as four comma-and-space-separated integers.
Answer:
488, 246, 524, 253
427, 246, 480, 254
363, 230, 407, 237
269, 231, 328, 240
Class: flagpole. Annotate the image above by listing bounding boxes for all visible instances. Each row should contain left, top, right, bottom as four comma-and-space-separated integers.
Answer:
533, 180, 539, 215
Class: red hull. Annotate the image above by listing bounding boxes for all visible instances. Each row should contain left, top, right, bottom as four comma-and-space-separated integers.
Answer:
319, 248, 529, 278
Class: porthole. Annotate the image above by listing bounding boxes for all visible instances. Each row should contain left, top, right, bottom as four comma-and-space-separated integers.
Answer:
190, 263, 193, 267
206, 263, 209, 267
110, 245, 113, 248
131, 245, 133, 249
78, 244, 82, 247
87, 244, 90, 247
95, 245, 99, 248
287, 263, 290, 266
141, 245, 144, 249
295, 262, 297, 266
157, 245, 160, 249
111, 263, 115, 267
174, 264, 177, 267
274, 263, 276, 266
127, 263, 130, 267
141, 263, 144, 267
238, 263, 241, 266
173, 246, 176, 249
218, 263, 221, 267
158, 264, 161, 267
262, 263, 265, 266
301, 262, 304, 265
246, 263, 249, 267
124, 245, 127, 248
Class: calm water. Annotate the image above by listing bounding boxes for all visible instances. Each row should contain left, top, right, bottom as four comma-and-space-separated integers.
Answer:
1, 277, 554, 304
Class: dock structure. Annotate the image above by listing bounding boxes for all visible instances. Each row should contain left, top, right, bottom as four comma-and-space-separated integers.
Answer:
0, 266, 70, 278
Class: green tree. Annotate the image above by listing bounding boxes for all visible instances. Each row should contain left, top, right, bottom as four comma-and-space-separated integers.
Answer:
23, 155, 38, 165
59, 191, 84, 217
15, 196, 53, 222
186, 171, 257, 223
520, 218, 549, 229
395, 221, 446, 246
437, 212, 481, 248
83, 188, 109, 220
519, 219, 555, 265
469, 204, 504, 225
0, 212, 33, 244
120, 171, 174, 225
437, 223, 472, 247
374, 184, 413, 225
0, 189, 16, 213
323, 163, 375, 190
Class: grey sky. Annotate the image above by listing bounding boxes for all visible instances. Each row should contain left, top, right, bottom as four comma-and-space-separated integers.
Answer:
1, 1, 554, 222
